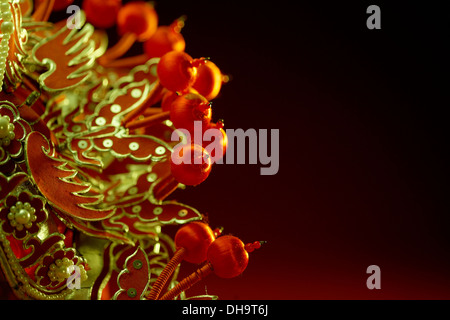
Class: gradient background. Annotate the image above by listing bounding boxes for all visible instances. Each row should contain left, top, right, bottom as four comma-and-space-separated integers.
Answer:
159, 0, 449, 299
69, 1, 449, 299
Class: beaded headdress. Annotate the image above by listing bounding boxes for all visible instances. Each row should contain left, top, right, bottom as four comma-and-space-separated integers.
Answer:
0, 0, 261, 300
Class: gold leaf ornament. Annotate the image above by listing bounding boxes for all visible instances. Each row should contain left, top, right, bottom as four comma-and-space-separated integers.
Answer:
31, 11, 105, 92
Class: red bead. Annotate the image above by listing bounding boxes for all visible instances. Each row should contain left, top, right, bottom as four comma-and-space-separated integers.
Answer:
53, 0, 75, 12
213, 227, 224, 238
244, 243, 254, 253
169, 93, 212, 135
161, 90, 179, 112
244, 241, 264, 253
117, 1, 158, 41
170, 144, 212, 186
144, 22, 186, 58
207, 236, 249, 279
193, 61, 223, 100
83, 0, 122, 29
174, 222, 215, 264
157, 51, 198, 92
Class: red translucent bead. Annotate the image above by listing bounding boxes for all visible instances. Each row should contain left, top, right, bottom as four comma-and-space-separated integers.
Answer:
245, 241, 262, 253
207, 236, 249, 279
170, 93, 212, 135
244, 243, 253, 253
53, 0, 74, 12
83, 0, 122, 29
170, 144, 212, 186
213, 227, 224, 238
144, 22, 186, 58
174, 222, 215, 264
157, 51, 199, 92
193, 61, 223, 100
161, 90, 179, 112
117, 1, 158, 41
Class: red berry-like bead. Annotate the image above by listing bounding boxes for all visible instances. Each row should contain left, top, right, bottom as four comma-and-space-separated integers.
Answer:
193, 61, 223, 100
244, 241, 262, 253
117, 1, 158, 41
207, 236, 249, 279
170, 144, 212, 186
174, 222, 215, 264
53, 0, 75, 12
144, 19, 186, 58
83, 0, 122, 29
157, 51, 199, 92
253, 241, 262, 250
161, 90, 179, 112
170, 93, 212, 135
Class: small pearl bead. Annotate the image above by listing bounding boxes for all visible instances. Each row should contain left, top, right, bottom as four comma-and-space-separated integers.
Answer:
1, 21, 14, 34
0, 3, 10, 13
15, 208, 31, 224
2, 10, 12, 21
0, 115, 10, 137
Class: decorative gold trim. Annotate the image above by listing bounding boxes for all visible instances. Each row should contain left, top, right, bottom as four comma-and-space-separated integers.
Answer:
112, 246, 151, 300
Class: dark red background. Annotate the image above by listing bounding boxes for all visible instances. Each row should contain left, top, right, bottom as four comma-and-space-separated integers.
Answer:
70, 1, 449, 299
161, 0, 449, 299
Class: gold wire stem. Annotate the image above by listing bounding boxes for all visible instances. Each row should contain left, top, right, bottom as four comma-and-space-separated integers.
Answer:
124, 111, 170, 130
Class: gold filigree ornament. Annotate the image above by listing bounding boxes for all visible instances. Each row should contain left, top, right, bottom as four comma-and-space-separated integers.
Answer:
0, 0, 257, 300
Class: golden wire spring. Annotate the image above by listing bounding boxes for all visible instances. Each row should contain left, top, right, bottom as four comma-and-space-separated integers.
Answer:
146, 247, 186, 300
159, 263, 213, 300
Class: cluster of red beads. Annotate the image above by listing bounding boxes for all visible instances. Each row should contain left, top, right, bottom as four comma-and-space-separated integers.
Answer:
158, 55, 226, 184
160, 56, 222, 185
245, 241, 262, 253
57, 1, 225, 106
175, 222, 251, 278
83, 0, 158, 41
174, 223, 251, 279
82, 1, 186, 59
174, 221, 215, 264
71, 1, 227, 188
